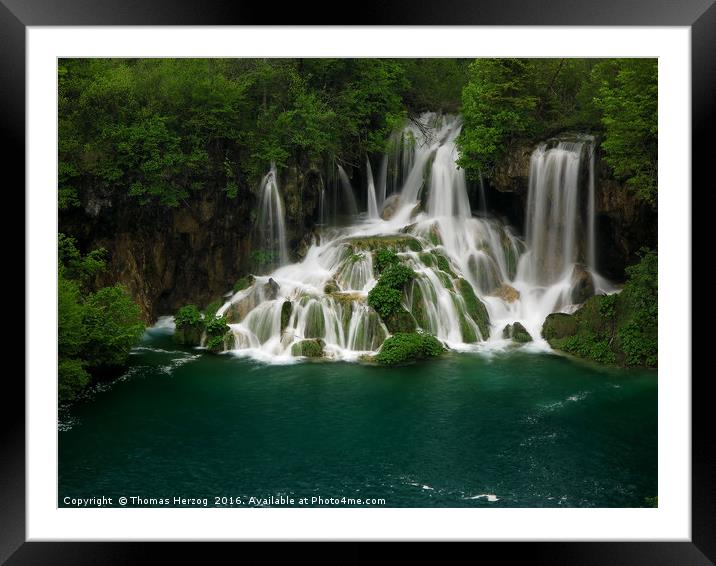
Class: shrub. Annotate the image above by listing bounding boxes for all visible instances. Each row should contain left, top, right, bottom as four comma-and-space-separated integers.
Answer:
374, 248, 400, 273
368, 285, 403, 318
58, 358, 90, 402
376, 332, 445, 365
81, 285, 145, 368
175, 304, 203, 328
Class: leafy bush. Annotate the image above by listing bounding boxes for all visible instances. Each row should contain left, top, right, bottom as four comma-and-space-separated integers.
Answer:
82, 285, 145, 368
205, 315, 230, 337
58, 359, 90, 402
376, 332, 445, 365
175, 305, 203, 328
618, 248, 657, 367
379, 263, 414, 289
368, 285, 403, 318
374, 248, 400, 273
58, 238, 145, 402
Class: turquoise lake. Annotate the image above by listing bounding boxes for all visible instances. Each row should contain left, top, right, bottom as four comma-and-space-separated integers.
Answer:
58, 328, 657, 508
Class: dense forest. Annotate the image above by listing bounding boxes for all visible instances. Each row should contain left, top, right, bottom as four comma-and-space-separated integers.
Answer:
58, 58, 658, 401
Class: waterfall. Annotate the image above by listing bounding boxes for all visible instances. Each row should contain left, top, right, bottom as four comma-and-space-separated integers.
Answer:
336, 164, 359, 218
255, 163, 289, 267
366, 158, 379, 219
214, 115, 609, 361
478, 171, 488, 214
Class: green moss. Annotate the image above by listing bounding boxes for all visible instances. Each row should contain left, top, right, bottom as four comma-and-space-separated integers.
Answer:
233, 275, 254, 293
345, 235, 422, 253
384, 309, 417, 334
304, 302, 326, 339
291, 339, 325, 358
435, 252, 455, 276
455, 278, 490, 339
503, 322, 532, 343
542, 251, 657, 368
410, 282, 428, 330
174, 304, 205, 346
376, 332, 445, 365
280, 300, 293, 332
418, 252, 436, 268
542, 313, 579, 340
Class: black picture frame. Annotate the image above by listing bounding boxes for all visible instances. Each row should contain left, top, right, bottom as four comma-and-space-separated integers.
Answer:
5, 1, 709, 562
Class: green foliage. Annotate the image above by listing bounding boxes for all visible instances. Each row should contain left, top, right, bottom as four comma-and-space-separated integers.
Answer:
205, 314, 230, 337
205, 335, 226, 352
58, 359, 90, 402
544, 249, 657, 368
58, 238, 144, 402
618, 249, 658, 367
367, 252, 416, 320
368, 285, 403, 319
598, 292, 618, 319
561, 332, 618, 365
175, 304, 203, 328
379, 263, 414, 289
250, 249, 278, 267
58, 233, 107, 288
203, 300, 223, 319
374, 248, 400, 273
82, 285, 145, 368
233, 276, 253, 292
376, 331, 445, 365
457, 57, 657, 205
60, 59, 468, 207
593, 59, 658, 205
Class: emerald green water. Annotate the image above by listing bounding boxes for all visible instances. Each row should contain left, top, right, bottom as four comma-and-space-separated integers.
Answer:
58, 329, 657, 507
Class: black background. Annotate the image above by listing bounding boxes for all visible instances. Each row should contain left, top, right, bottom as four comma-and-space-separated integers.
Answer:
4, 0, 710, 563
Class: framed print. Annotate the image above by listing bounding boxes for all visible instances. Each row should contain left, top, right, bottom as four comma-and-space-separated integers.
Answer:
5, 0, 711, 562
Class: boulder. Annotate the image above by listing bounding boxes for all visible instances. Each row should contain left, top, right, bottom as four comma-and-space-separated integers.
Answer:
541, 312, 578, 341
380, 194, 401, 220
571, 264, 595, 304
263, 277, 280, 301
502, 322, 532, 343
291, 339, 325, 358
494, 283, 520, 303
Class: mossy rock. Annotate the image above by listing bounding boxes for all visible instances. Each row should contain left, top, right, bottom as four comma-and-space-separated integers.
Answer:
291, 339, 325, 358
410, 282, 429, 330
375, 332, 445, 365
324, 278, 340, 294
280, 300, 293, 332
304, 302, 326, 339
174, 325, 203, 347
233, 275, 255, 293
384, 308, 417, 334
541, 313, 579, 341
503, 322, 532, 343
206, 332, 235, 353
344, 234, 422, 253
571, 265, 595, 304
418, 251, 437, 268
455, 278, 490, 340
433, 251, 455, 277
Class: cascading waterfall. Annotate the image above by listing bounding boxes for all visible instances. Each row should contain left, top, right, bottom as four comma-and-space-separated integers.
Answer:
336, 164, 359, 218
365, 158, 380, 219
255, 163, 289, 267
213, 114, 610, 361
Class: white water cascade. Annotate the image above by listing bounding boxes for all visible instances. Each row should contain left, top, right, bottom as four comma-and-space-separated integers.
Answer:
366, 158, 380, 219
215, 114, 610, 362
255, 163, 289, 267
